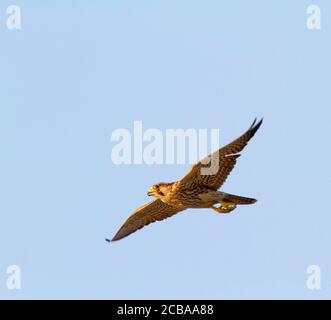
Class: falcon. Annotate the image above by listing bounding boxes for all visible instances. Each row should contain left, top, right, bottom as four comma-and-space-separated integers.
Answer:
110, 118, 263, 242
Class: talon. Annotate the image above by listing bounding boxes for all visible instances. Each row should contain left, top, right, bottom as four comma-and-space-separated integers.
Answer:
212, 202, 237, 214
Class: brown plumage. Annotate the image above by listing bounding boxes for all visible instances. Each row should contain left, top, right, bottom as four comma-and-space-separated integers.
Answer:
111, 118, 263, 242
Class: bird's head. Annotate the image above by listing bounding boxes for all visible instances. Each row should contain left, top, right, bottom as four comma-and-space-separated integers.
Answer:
147, 183, 173, 198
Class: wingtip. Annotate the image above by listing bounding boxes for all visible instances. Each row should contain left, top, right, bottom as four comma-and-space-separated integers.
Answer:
106, 238, 118, 243
251, 117, 263, 131
250, 118, 257, 129
256, 117, 263, 128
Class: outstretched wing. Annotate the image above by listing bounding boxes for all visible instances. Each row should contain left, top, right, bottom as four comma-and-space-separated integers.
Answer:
179, 118, 263, 190
111, 199, 185, 241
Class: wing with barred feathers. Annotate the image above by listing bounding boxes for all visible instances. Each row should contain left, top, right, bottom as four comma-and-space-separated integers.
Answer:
179, 119, 263, 190
111, 199, 185, 241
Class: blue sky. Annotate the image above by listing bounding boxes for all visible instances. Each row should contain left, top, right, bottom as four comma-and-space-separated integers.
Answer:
0, 1, 330, 299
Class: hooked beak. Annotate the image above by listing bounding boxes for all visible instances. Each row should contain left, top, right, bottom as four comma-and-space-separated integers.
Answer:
147, 188, 154, 196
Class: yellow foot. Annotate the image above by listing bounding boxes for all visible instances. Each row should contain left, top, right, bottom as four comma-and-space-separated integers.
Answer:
212, 202, 236, 214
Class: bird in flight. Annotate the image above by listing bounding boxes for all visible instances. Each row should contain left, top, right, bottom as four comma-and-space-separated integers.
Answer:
110, 118, 263, 242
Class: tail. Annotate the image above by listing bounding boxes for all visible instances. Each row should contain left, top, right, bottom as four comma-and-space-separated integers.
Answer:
222, 193, 257, 205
